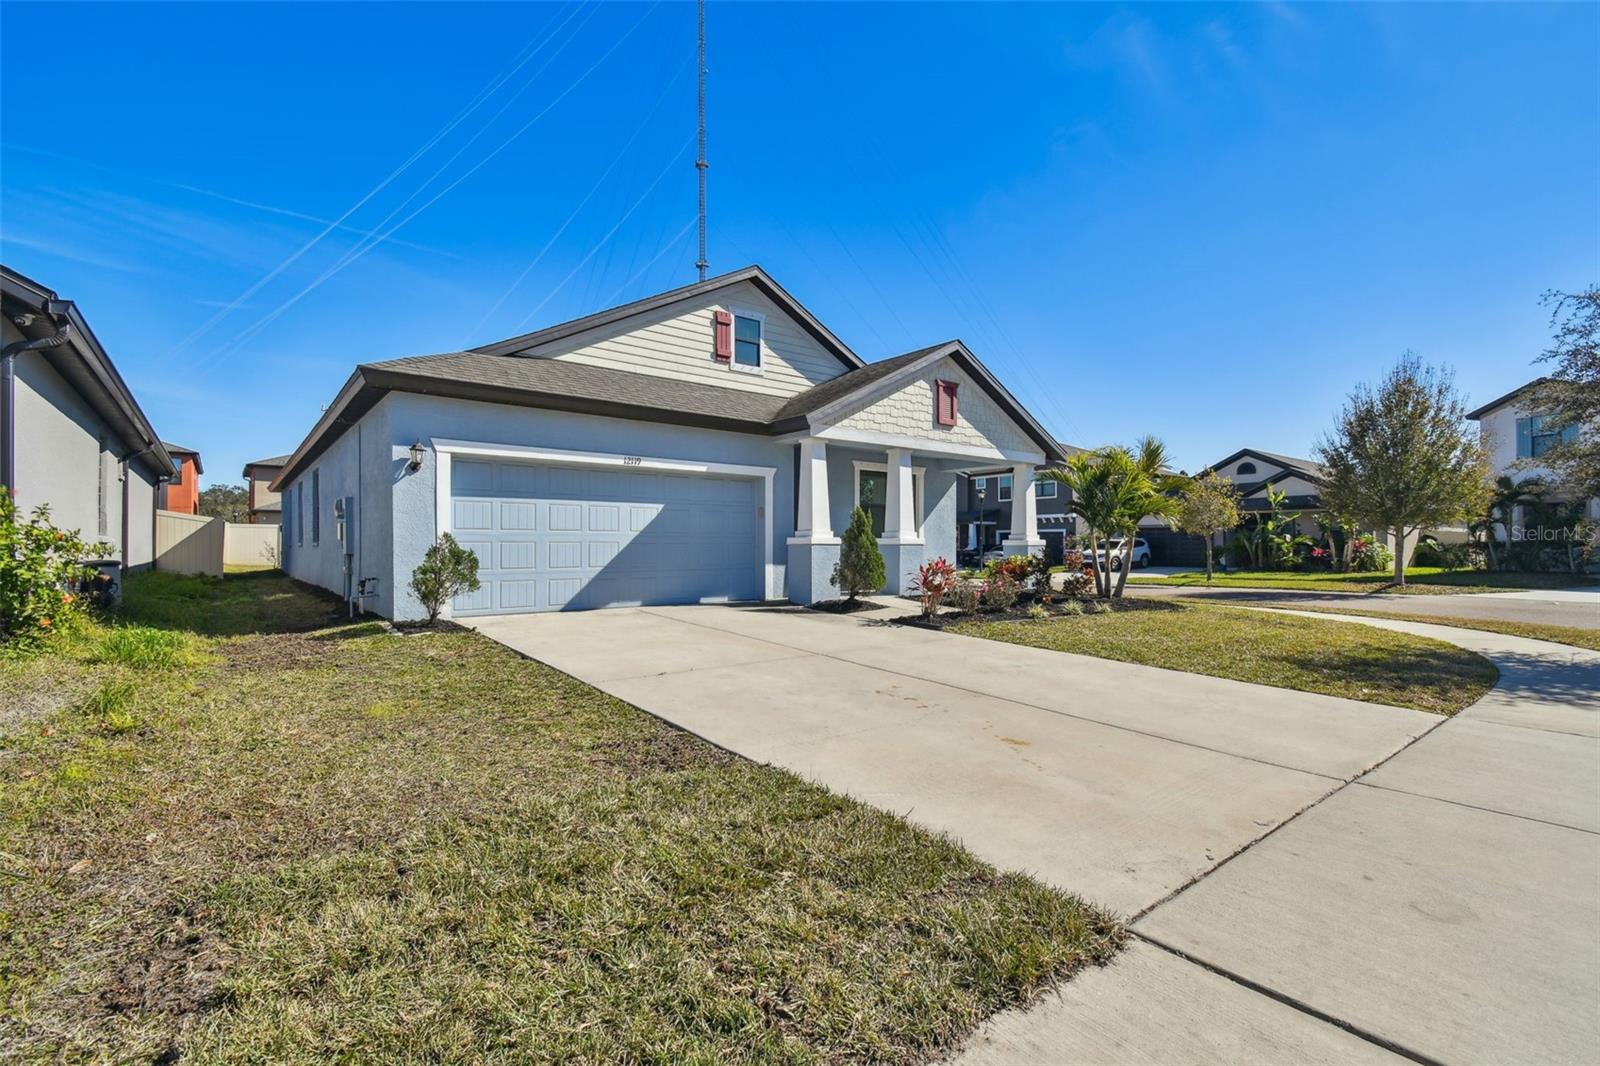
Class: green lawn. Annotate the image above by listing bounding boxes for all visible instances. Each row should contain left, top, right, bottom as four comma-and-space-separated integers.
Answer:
953, 601, 1496, 715
0, 573, 1120, 1063
1127, 566, 1597, 595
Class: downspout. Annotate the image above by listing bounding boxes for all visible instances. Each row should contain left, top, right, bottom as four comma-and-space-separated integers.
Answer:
1, 301, 74, 496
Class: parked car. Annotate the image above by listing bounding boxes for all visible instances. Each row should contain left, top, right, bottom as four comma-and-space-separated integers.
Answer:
1087, 538, 1151, 570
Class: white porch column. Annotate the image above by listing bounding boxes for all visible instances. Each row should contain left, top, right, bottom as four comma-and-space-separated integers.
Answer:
1003, 462, 1045, 554
883, 448, 919, 543
792, 438, 834, 541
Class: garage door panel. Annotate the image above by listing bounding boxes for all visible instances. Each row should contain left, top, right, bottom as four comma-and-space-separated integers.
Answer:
450, 460, 762, 615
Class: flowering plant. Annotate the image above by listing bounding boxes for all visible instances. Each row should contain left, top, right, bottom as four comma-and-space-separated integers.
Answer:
909, 556, 958, 620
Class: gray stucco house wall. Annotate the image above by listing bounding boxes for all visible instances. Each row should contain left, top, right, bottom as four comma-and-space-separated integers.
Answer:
271, 267, 1063, 620
2, 268, 174, 572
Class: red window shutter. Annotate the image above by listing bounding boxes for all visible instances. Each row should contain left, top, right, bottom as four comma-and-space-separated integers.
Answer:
936, 380, 959, 426
713, 310, 733, 360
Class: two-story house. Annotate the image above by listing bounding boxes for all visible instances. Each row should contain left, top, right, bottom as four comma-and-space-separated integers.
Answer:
158, 442, 203, 514
1468, 377, 1598, 533
242, 453, 288, 525
958, 447, 1081, 564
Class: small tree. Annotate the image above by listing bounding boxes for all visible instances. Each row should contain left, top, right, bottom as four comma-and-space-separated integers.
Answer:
1177, 473, 1240, 583
409, 533, 481, 623
1, 496, 112, 645
831, 506, 885, 602
1528, 288, 1599, 501
1316, 354, 1490, 586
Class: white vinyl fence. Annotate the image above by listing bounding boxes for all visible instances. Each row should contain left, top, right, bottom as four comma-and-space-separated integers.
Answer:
155, 510, 224, 577
224, 522, 281, 567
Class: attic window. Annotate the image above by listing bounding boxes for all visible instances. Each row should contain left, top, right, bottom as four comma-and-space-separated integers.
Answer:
1236, 462, 1257, 475
935, 379, 959, 426
734, 315, 762, 368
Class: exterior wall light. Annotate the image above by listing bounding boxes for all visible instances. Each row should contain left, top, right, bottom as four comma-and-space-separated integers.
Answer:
408, 440, 425, 472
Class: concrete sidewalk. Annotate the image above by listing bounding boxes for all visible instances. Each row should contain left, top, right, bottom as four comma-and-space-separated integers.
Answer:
1126, 580, 1600, 628
957, 610, 1600, 1065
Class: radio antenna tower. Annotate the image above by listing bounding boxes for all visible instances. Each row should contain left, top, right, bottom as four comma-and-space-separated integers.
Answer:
695, 0, 709, 281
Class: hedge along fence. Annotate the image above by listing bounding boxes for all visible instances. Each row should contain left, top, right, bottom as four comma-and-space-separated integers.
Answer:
155, 510, 223, 577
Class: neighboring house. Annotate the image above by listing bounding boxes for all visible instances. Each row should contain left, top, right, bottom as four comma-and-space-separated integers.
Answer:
1, 265, 177, 571
271, 266, 1065, 619
242, 453, 288, 525
159, 442, 203, 514
1206, 448, 1328, 528
959, 444, 1082, 563
1468, 378, 1599, 531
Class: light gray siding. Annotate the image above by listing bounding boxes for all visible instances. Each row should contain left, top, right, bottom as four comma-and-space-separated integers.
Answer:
824, 444, 960, 593
528, 280, 848, 399
4, 320, 160, 567
383, 393, 796, 621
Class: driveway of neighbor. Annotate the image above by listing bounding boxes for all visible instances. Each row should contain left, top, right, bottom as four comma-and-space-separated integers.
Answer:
1125, 579, 1600, 628
469, 601, 1600, 1065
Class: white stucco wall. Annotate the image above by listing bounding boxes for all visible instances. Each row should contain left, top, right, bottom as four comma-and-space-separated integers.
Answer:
525, 280, 849, 399
828, 358, 1036, 456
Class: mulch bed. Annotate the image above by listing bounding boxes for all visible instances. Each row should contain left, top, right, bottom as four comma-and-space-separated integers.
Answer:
896, 596, 1175, 631
808, 599, 890, 614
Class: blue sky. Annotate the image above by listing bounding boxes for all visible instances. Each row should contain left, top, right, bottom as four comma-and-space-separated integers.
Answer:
2, 1, 1595, 487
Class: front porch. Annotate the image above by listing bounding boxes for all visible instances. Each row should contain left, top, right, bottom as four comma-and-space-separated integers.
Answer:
785, 435, 1047, 602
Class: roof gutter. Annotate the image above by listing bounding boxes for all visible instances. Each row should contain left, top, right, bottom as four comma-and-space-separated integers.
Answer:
1, 299, 75, 496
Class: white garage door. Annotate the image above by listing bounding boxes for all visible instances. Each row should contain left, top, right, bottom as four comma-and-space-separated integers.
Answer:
448, 459, 763, 615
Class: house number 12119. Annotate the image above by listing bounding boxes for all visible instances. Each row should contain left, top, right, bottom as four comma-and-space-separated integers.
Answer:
621, 456, 643, 466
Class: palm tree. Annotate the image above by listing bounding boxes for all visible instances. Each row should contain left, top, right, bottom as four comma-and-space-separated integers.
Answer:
1109, 437, 1184, 597
1044, 438, 1182, 599
1482, 475, 1544, 571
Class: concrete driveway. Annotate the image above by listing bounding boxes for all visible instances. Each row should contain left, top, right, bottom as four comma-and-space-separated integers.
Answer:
469, 601, 1600, 1064
470, 600, 1433, 916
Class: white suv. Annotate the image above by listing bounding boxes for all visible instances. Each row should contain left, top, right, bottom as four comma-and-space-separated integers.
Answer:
1089, 538, 1151, 570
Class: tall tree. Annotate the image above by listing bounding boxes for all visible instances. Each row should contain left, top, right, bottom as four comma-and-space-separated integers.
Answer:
1528, 287, 1600, 501
1109, 437, 1183, 597
198, 483, 249, 522
1178, 473, 1241, 583
1316, 354, 1490, 586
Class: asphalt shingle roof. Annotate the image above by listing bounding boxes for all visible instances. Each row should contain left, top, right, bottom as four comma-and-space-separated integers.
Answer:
363, 352, 792, 427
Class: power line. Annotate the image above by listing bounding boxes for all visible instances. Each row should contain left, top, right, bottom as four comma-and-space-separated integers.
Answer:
602, 215, 698, 306
197, 2, 659, 371
160, 3, 577, 365
461, 56, 691, 345
509, 134, 696, 331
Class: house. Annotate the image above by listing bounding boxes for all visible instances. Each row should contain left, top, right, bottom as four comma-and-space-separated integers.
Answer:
1, 266, 176, 573
1468, 377, 1598, 530
959, 446, 1082, 563
242, 453, 288, 525
159, 442, 202, 514
1206, 448, 1328, 526
270, 266, 1065, 619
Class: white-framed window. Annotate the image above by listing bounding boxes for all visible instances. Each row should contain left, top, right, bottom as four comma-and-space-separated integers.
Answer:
310, 469, 321, 545
1517, 414, 1577, 458
733, 312, 762, 371
998, 474, 1013, 502
1036, 478, 1057, 499
854, 461, 925, 538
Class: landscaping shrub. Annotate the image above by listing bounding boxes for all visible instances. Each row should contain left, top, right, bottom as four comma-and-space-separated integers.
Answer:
1, 496, 111, 647
94, 626, 190, 669
979, 574, 1021, 612
944, 579, 981, 614
1057, 570, 1093, 599
1349, 537, 1394, 572
409, 533, 482, 622
1026, 603, 1047, 620
909, 556, 957, 620
1413, 538, 1477, 571
831, 506, 885, 602
1060, 598, 1085, 616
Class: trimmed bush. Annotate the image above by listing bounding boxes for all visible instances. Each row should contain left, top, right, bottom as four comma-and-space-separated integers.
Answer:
410, 534, 482, 623
1, 495, 112, 647
831, 506, 885, 602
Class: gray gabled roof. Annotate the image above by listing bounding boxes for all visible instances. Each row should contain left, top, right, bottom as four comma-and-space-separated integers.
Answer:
469, 264, 864, 373
769, 343, 947, 424
364, 351, 791, 431
1466, 377, 1553, 420
1206, 447, 1328, 483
